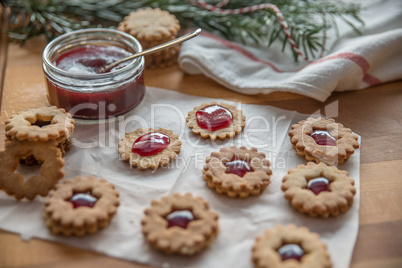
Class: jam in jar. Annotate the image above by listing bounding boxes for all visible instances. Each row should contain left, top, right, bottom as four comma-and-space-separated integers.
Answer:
43, 29, 145, 119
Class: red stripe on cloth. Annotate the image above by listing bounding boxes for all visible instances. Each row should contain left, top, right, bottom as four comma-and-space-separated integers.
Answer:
200, 32, 382, 86
314, 52, 370, 71
362, 73, 382, 86
311, 52, 381, 86
201, 31, 283, 72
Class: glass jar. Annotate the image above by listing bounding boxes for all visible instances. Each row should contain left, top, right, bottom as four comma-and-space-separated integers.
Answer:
43, 28, 145, 119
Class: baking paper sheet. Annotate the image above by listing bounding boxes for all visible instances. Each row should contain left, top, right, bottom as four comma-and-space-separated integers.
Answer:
0, 87, 360, 268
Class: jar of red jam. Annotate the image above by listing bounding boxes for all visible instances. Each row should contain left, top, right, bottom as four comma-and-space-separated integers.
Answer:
43, 29, 145, 119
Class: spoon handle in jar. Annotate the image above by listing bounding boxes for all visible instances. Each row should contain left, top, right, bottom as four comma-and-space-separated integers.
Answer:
103, 28, 201, 72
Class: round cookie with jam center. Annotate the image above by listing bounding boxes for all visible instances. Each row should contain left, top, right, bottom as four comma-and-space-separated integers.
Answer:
118, 128, 182, 170
141, 193, 219, 255
281, 162, 356, 218
252, 224, 332, 268
186, 102, 246, 140
44, 175, 120, 236
203, 146, 272, 198
288, 116, 359, 165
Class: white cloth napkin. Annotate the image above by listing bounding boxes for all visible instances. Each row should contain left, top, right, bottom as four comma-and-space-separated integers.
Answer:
179, 0, 402, 101
0, 87, 360, 268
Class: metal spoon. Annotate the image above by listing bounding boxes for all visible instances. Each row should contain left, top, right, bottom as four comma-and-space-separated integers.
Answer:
99, 28, 201, 73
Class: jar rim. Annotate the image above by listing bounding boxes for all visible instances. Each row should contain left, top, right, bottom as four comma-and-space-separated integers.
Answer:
42, 28, 143, 79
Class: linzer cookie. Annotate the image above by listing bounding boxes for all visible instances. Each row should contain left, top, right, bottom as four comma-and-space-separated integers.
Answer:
0, 139, 65, 200
281, 162, 356, 218
118, 8, 181, 68
118, 128, 182, 170
5, 106, 75, 164
44, 175, 120, 236
252, 224, 332, 268
141, 193, 219, 255
5, 106, 74, 142
203, 146, 272, 198
289, 116, 359, 165
187, 102, 246, 140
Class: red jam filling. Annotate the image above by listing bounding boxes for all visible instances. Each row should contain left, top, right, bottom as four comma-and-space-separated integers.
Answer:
70, 191, 98, 208
195, 104, 233, 131
311, 130, 337, 146
132, 132, 170, 156
278, 244, 304, 262
225, 158, 252, 177
165, 210, 194, 229
54, 45, 133, 74
307, 177, 330, 195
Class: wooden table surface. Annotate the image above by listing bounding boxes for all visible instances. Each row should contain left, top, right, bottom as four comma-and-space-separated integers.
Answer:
1, 31, 402, 268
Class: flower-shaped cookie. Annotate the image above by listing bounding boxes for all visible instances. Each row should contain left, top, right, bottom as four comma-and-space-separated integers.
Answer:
5, 106, 75, 142
118, 8, 180, 42
44, 175, 120, 236
118, 128, 182, 170
289, 116, 359, 165
203, 146, 272, 198
5, 106, 75, 164
141, 193, 219, 255
118, 8, 181, 69
281, 162, 356, 218
186, 102, 246, 140
0, 139, 65, 200
252, 224, 332, 268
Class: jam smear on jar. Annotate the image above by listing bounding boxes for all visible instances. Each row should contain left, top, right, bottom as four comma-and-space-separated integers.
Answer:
54, 45, 133, 74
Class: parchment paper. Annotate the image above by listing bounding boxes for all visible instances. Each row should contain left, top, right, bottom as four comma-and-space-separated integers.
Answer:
0, 87, 360, 268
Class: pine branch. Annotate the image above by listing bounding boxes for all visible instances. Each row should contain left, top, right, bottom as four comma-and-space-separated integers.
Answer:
2, 0, 364, 62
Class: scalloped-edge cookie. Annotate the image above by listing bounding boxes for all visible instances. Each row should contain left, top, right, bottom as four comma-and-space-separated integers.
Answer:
5, 106, 75, 164
281, 162, 356, 218
118, 8, 181, 68
118, 128, 182, 170
0, 139, 65, 200
5, 106, 75, 142
203, 146, 272, 198
141, 193, 219, 255
289, 116, 359, 165
118, 8, 180, 42
44, 175, 120, 236
186, 102, 246, 140
252, 224, 332, 268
